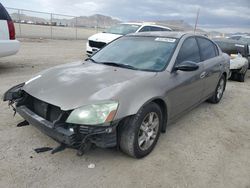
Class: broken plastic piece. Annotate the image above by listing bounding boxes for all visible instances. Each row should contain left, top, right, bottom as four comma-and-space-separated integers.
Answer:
8, 101, 16, 116
34, 147, 53, 153
51, 143, 66, 154
17, 120, 29, 127
77, 140, 92, 156
3, 82, 24, 101
88, 163, 95, 169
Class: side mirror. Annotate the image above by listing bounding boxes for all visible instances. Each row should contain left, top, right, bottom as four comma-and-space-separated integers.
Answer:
174, 61, 199, 72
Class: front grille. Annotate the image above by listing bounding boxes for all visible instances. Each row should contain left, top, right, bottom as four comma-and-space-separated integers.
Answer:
79, 125, 107, 134
89, 40, 106, 49
26, 94, 62, 123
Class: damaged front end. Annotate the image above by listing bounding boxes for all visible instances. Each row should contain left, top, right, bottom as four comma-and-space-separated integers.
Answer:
3, 83, 118, 155
3, 83, 25, 104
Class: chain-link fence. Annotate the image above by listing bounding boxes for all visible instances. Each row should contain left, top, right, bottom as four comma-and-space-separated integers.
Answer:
6, 7, 109, 40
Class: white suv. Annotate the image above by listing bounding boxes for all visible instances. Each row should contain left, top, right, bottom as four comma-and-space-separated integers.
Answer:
86, 22, 172, 56
0, 3, 20, 58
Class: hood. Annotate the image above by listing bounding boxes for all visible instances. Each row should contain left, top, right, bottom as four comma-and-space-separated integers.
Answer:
88, 32, 122, 44
23, 61, 156, 111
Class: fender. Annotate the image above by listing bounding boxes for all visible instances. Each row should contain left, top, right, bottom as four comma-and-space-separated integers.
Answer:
133, 96, 169, 133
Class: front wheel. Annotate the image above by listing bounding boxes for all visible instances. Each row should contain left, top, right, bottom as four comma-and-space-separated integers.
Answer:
237, 72, 246, 82
119, 102, 162, 158
208, 75, 226, 104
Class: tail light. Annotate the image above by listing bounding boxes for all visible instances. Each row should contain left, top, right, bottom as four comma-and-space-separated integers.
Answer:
7, 20, 16, 40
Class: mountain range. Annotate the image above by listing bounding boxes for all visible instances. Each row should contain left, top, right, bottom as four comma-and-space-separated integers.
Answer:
10, 12, 199, 31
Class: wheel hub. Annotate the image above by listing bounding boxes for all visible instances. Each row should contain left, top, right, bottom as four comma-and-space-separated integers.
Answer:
138, 112, 159, 151
217, 79, 224, 99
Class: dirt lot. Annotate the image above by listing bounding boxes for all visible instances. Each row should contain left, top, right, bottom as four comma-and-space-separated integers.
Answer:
0, 39, 250, 188
14, 23, 99, 40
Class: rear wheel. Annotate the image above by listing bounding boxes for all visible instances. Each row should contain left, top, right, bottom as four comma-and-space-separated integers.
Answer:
208, 75, 226, 104
119, 102, 162, 158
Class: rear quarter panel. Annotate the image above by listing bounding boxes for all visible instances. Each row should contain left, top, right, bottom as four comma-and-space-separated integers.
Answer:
0, 20, 9, 40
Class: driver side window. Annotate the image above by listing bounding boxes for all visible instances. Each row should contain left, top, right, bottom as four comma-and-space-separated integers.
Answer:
176, 37, 201, 64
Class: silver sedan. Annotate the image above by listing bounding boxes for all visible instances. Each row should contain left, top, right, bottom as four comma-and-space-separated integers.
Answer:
4, 32, 230, 158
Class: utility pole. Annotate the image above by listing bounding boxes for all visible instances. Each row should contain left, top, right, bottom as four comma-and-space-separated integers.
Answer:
194, 8, 200, 34
50, 13, 53, 39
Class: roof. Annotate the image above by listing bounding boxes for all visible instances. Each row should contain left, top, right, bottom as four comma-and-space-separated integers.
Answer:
120, 22, 172, 31
213, 38, 248, 45
127, 31, 187, 39
121, 22, 143, 26
230, 34, 250, 38
213, 38, 249, 57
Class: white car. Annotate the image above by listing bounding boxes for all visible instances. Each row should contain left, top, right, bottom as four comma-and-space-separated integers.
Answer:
229, 35, 250, 69
86, 22, 172, 56
228, 54, 248, 82
214, 38, 248, 82
0, 3, 20, 58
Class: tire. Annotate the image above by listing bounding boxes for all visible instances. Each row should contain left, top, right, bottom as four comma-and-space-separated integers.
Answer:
119, 102, 162, 158
229, 72, 236, 80
237, 73, 245, 82
208, 75, 226, 104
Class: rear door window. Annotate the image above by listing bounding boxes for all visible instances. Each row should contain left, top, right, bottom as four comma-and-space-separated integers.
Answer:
197, 37, 217, 61
139, 26, 151, 32
160, 27, 171, 31
150, 26, 169, 31
139, 26, 170, 32
176, 37, 201, 64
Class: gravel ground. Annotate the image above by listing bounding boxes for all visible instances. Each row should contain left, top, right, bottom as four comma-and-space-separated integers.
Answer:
0, 39, 250, 188
13, 23, 99, 40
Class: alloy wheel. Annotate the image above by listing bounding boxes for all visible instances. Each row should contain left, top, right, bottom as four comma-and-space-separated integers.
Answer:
138, 112, 160, 151
217, 78, 225, 99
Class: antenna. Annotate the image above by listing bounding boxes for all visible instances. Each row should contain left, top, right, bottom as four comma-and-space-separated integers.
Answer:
194, 8, 200, 33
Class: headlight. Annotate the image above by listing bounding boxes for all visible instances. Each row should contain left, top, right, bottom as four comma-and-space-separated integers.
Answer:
66, 101, 119, 125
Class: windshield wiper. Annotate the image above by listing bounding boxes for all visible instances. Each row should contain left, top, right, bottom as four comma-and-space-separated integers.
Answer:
85, 57, 98, 63
99, 62, 138, 70
85, 59, 139, 70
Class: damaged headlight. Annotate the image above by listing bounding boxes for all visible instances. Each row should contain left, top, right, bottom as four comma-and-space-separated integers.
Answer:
66, 101, 119, 125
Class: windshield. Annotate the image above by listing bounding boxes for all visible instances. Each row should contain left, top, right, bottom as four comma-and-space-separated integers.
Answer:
91, 36, 177, 71
104, 24, 141, 35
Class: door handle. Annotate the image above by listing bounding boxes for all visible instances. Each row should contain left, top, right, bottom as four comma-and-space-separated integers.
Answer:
200, 71, 206, 79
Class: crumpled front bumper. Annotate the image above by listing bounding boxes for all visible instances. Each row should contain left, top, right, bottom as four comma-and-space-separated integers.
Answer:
86, 42, 100, 56
17, 105, 76, 145
16, 105, 118, 148
3, 84, 118, 149
230, 57, 248, 73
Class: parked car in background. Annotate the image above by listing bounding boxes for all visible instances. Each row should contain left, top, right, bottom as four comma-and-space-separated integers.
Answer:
229, 35, 250, 68
27, 20, 34, 24
0, 3, 20, 58
214, 38, 249, 82
86, 22, 172, 56
4, 32, 229, 158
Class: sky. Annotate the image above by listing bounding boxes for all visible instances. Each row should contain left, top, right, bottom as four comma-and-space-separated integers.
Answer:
1, 0, 250, 32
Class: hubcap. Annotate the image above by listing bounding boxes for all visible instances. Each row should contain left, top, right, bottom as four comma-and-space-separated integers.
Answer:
138, 112, 159, 151
217, 79, 225, 99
